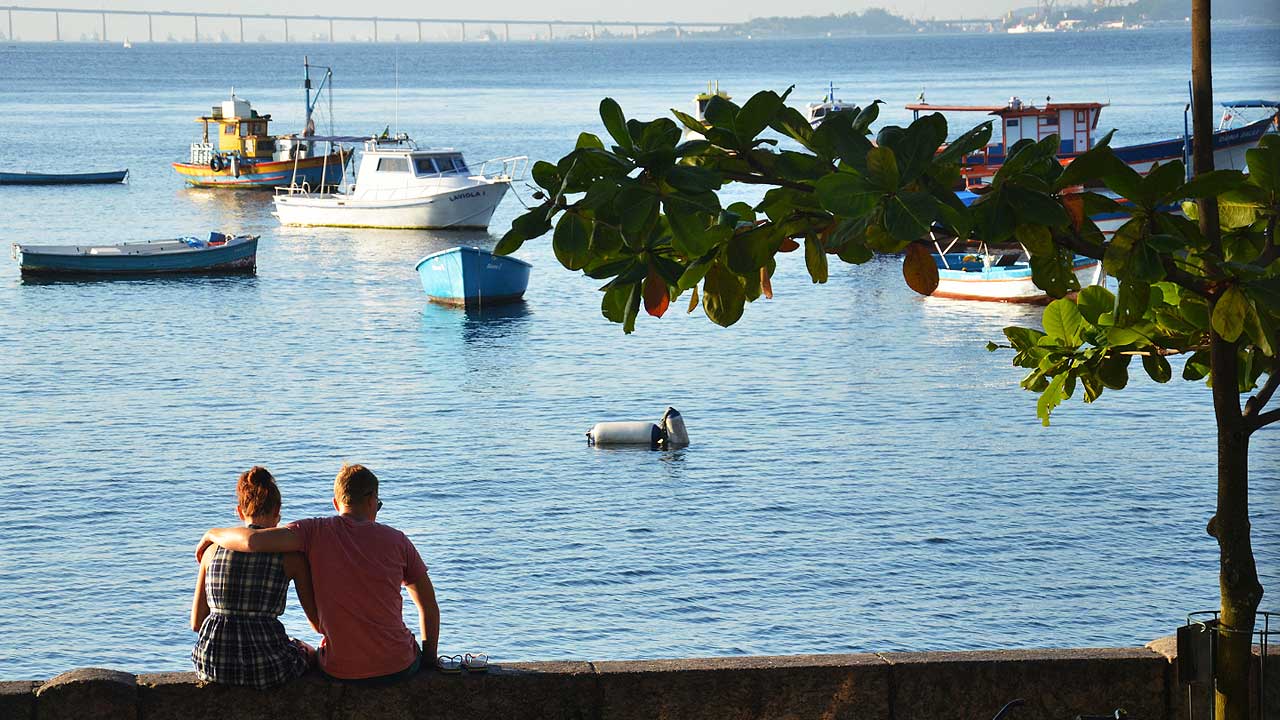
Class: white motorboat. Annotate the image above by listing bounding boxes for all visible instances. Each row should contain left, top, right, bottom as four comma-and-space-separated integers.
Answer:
805, 82, 854, 128
682, 82, 731, 142
271, 135, 526, 230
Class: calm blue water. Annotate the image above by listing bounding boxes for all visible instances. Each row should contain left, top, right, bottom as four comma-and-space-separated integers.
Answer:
1, 29, 1278, 679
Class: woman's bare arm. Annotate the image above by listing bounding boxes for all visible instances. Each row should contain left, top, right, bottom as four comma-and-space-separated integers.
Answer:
282, 552, 321, 634
190, 548, 215, 632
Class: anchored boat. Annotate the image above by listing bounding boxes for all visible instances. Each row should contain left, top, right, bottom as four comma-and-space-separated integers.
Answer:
806, 82, 854, 128
907, 95, 1277, 186
0, 169, 128, 185
172, 59, 349, 189
682, 82, 731, 142
415, 246, 531, 306
13, 233, 258, 276
272, 135, 526, 230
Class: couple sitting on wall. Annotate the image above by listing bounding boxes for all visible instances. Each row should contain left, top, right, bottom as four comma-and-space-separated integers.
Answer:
190, 463, 440, 689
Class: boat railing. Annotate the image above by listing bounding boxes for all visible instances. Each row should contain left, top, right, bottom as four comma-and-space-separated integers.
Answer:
188, 142, 215, 165
474, 155, 529, 183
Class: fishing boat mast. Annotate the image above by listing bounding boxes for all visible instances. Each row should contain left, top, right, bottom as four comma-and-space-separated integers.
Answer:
302, 56, 335, 137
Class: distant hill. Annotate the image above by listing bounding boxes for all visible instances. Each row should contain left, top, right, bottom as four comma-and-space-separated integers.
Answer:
721, 0, 1279, 38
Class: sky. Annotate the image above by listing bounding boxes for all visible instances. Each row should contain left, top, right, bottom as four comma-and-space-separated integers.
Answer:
2, 0, 1032, 25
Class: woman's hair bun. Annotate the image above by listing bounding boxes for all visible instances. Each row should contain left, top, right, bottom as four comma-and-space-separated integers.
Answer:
237, 466, 281, 518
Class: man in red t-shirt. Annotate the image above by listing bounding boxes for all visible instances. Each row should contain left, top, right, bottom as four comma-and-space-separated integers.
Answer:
197, 464, 439, 683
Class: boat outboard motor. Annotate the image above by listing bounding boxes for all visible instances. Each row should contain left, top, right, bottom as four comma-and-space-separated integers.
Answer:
586, 407, 689, 450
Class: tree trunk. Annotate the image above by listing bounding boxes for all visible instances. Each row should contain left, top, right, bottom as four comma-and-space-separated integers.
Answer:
1208, 334, 1262, 720
1193, 2, 1264, 719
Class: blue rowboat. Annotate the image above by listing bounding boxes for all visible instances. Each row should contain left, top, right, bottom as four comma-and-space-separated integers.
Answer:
0, 169, 128, 185
415, 246, 531, 306
13, 233, 258, 276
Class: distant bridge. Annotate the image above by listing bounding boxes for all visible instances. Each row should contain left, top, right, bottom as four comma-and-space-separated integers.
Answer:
0, 5, 729, 42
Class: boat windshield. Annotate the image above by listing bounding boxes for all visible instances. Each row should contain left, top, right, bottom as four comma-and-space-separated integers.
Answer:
413, 154, 469, 176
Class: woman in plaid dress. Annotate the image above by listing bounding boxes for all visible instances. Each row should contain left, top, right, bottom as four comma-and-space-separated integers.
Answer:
191, 467, 319, 689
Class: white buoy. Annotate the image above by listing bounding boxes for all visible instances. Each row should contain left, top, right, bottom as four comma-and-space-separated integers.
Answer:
586, 407, 689, 449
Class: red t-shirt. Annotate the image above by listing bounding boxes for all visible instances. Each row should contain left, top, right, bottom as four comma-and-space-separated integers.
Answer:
286, 515, 429, 679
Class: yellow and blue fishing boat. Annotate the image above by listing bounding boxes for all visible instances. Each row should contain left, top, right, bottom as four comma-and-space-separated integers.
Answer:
172, 59, 349, 189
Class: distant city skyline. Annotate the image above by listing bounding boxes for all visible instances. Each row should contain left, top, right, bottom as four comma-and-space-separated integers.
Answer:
1, 0, 1032, 27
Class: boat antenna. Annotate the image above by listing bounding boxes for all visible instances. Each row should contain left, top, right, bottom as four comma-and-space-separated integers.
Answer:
394, 45, 400, 138
303, 56, 313, 134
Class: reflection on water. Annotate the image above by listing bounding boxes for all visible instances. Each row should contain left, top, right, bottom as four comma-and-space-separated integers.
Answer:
19, 272, 261, 288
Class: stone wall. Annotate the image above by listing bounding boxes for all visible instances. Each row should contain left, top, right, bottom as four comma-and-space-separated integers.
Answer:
2, 643, 1275, 720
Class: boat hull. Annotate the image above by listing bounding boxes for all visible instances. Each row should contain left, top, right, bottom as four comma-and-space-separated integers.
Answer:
929, 254, 1102, 303
415, 246, 531, 305
16, 236, 258, 276
172, 153, 346, 189
961, 114, 1275, 180
0, 169, 128, 185
273, 182, 509, 230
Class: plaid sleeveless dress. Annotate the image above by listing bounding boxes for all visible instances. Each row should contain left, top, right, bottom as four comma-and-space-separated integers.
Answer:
191, 541, 309, 689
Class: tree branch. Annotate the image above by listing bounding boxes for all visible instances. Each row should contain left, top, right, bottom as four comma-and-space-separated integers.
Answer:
1244, 370, 1279, 418
1253, 408, 1280, 430
721, 171, 814, 193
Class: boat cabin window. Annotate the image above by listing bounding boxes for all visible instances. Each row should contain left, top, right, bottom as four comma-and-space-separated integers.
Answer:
1006, 119, 1018, 127
414, 157, 439, 175
814, 108, 827, 118
223, 125, 235, 135
376, 156, 410, 172
441, 155, 469, 174
697, 99, 709, 114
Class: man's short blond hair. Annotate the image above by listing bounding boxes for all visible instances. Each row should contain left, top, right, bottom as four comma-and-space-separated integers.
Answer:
335, 463, 378, 506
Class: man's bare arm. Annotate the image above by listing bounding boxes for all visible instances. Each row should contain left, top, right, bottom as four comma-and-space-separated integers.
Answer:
195, 526, 302, 561
405, 574, 440, 661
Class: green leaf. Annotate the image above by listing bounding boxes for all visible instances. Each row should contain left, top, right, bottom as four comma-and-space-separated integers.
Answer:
736, 91, 784, 142
1212, 286, 1249, 342
1037, 373, 1069, 426
804, 236, 829, 283
666, 165, 722, 194
575, 132, 605, 150
622, 282, 642, 334
727, 225, 779, 275
1043, 298, 1086, 345
599, 98, 634, 152
1099, 353, 1131, 390
866, 147, 900, 192
1077, 285, 1116, 326
1142, 354, 1173, 383
614, 186, 659, 237
1014, 224, 1053, 257
815, 172, 880, 219
1245, 143, 1280, 193
601, 282, 632, 323
884, 191, 938, 242
1006, 186, 1070, 227
1183, 350, 1211, 381
702, 261, 746, 328
1055, 131, 1123, 189
493, 228, 526, 257
1004, 326, 1047, 351
1142, 160, 1186, 202
895, 112, 948, 184
1177, 169, 1246, 199
531, 161, 561, 191
935, 122, 993, 166
553, 213, 592, 271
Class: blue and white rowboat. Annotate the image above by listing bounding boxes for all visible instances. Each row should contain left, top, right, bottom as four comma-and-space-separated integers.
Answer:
930, 252, 1102, 303
13, 233, 258, 276
415, 246, 531, 306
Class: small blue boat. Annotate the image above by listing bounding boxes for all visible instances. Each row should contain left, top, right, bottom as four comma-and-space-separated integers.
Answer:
415, 246, 531, 306
13, 233, 257, 276
0, 169, 128, 185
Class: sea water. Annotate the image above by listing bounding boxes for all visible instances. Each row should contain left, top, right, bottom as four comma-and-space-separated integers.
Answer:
0, 28, 1278, 678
